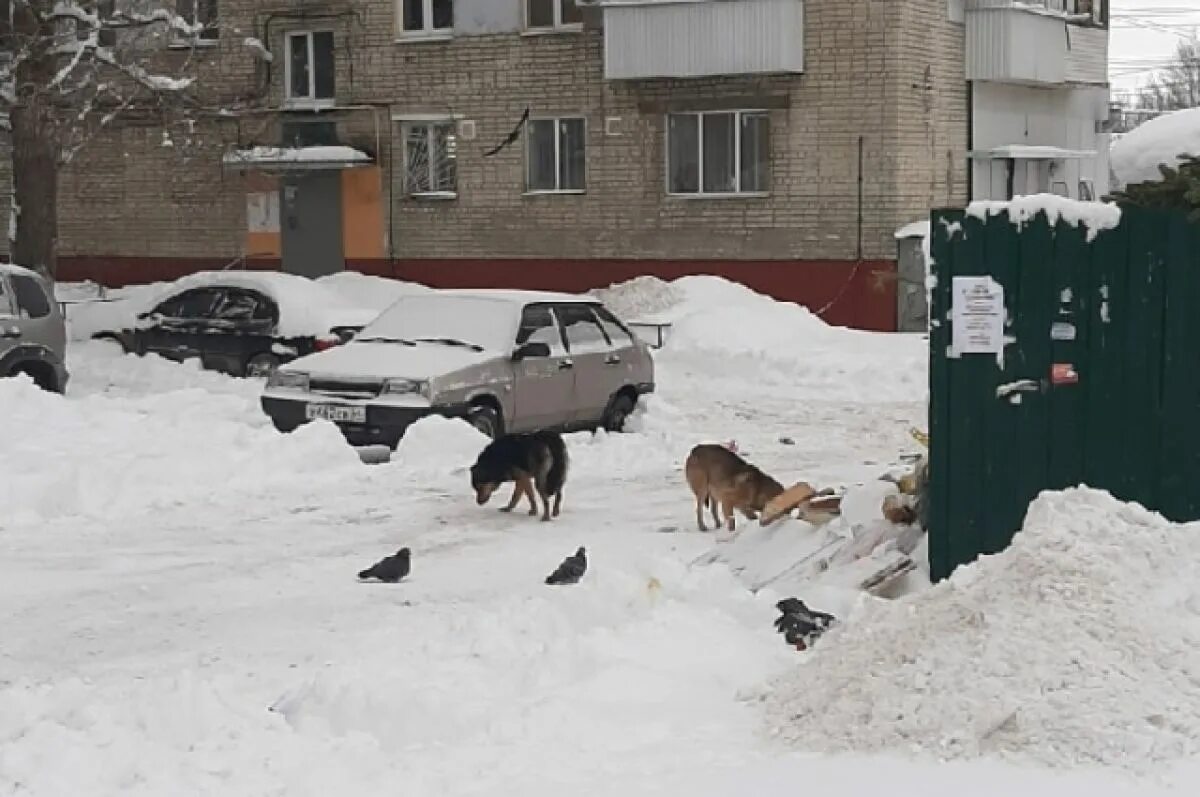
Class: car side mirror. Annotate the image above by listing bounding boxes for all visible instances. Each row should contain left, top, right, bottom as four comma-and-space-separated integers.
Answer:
512, 341, 551, 361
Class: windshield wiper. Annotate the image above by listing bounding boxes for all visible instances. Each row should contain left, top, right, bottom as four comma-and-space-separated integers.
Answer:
357, 336, 417, 346
414, 337, 484, 352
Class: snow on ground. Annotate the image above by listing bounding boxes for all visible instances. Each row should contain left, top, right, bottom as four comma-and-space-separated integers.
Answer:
765, 488, 1200, 772
3, 276, 1198, 794
1111, 107, 1200, 187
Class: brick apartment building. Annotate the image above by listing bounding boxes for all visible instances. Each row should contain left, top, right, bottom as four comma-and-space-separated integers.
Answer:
7, 0, 1111, 330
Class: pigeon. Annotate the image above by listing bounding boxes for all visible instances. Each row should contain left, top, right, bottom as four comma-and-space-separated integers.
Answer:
773, 598, 836, 650
358, 547, 411, 583
545, 547, 587, 585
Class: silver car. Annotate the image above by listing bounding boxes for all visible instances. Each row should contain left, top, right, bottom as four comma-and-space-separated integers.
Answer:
261, 290, 655, 447
0, 264, 68, 393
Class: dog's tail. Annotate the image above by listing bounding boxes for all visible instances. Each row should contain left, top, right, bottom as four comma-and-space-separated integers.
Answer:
544, 433, 569, 496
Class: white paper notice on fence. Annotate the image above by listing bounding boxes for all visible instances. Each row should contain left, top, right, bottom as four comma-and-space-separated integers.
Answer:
951, 276, 1005, 356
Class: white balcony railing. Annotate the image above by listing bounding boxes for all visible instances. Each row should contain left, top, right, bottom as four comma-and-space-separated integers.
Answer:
967, 0, 1109, 86
601, 0, 804, 81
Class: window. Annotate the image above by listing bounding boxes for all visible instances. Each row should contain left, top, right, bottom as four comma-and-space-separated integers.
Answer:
402, 121, 458, 196
557, 304, 610, 353
399, 0, 453, 37
0, 278, 15, 318
527, 0, 582, 30
213, 290, 274, 323
175, 0, 219, 42
155, 289, 222, 320
11, 275, 52, 320
592, 305, 635, 347
527, 117, 585, 193
516, 305, 565, 355
286, 31, 335, 107
668, 111, 769, 196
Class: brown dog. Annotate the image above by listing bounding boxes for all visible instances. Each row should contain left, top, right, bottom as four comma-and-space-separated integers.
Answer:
685, 444, 785, 532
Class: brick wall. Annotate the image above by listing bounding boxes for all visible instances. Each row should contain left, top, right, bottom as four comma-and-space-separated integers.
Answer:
45, 0, 968, 269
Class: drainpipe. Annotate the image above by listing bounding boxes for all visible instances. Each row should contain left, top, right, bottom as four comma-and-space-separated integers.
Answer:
856, 136, 864, 261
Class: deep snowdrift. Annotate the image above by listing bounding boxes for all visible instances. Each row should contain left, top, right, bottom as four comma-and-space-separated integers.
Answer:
764, 488, 1200, 770
595, 275, 926, 404
1111, 107, 1200, 187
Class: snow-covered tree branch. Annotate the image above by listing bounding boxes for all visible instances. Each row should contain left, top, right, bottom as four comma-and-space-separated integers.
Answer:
0, 0, 212, 277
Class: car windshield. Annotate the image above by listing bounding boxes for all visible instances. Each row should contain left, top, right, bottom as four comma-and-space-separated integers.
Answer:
357, 296, 518, 352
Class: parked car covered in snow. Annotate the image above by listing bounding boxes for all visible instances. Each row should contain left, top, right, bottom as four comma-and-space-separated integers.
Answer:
92, 272, 378, 377
261, 290, 656, 447
0, 264, 69, 393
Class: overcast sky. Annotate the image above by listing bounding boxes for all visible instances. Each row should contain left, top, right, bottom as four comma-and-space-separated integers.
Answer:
1110, 0, 1200, 100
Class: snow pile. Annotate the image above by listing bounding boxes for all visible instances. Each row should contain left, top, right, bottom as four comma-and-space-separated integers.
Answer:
0, 364, 362, 523
966, 194, 1122, 242
590, 275, 684, 322
393, 415, 488, 472
764, 488, 1200, 770
1111, 107, 1200, 187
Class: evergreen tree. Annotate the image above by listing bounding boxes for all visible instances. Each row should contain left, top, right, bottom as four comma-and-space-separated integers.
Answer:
1109, 156, 1200, 222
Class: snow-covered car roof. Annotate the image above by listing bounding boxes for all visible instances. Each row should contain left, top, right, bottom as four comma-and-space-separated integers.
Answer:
123, 271, 378, 338
441, 288, 599, 305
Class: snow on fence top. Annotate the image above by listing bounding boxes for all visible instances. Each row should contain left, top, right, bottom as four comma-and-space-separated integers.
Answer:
1111, 107, 1200, 187
965, 193, 1121, 242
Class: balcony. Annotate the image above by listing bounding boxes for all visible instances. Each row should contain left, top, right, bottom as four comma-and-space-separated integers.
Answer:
966, 0, 1108, 87
600, 0, 804, 81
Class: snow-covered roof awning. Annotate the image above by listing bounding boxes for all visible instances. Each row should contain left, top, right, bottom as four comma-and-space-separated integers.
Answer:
969, 145, 1097, 160
221, 145, 373, 171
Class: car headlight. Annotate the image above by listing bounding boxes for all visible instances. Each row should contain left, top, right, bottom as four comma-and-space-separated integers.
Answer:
268, 370, 309, 390
381, 378, 429, 397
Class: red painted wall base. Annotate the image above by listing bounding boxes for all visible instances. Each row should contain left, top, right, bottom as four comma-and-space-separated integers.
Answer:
57, 257, 898, 331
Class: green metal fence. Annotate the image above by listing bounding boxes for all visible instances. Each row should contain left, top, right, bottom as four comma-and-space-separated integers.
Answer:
928, 206, 1200, 582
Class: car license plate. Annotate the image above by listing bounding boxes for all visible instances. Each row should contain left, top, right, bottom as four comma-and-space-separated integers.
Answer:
305, 403, 366, 424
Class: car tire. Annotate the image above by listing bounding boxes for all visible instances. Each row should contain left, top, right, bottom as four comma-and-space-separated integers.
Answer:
602, 393, 637, 433
245, 352, 281, 379
467, 405, 502, 439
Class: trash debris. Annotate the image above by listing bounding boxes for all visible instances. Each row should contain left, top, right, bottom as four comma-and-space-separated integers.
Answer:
773, 597, 837, 651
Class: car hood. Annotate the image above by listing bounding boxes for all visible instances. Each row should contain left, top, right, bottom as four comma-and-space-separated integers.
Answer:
283, 339, 500, 380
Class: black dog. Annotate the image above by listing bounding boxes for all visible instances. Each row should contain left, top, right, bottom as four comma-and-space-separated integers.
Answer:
470, 431, 568, 522
773, 598, 836, 650
358, 547, 411, 583
545, 547, 587, 585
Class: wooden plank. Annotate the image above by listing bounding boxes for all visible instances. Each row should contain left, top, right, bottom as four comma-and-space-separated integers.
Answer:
979, 208, 1028, 557
945, 211, 990, 576
1157, 213, 1200, 520
1010, 212, 1054, 524
927, 210, 961, 582
1121, 208, 1168, 508
1082, 217, 1129, 495
1046, 218, 1089, 491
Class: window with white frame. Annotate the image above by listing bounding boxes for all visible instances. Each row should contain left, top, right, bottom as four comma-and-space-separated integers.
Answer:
399, 0, 453, 37
526, 0, 582, 31
402, 120, 458, 196
175, 0, 219, 42
527, 117, 586, 192
667, 110, 769, 196
286, 31, 335, 107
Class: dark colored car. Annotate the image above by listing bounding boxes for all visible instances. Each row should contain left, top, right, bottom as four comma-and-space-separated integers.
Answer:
93, 273, 377, 377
